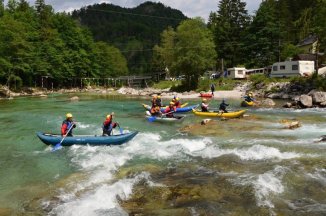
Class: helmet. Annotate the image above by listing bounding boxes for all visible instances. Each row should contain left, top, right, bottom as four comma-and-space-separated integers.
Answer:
153, 95, 157, 99
176, 97, 180, 101
249, 93, 253, 97
202, 98, 207, 102
172, 98, 176, 102
157, 95, 161, 99
106, 114, 111, 119
66, 113, 73, 118
170, 102, 175, 105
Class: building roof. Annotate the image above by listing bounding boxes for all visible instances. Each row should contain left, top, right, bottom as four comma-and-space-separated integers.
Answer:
297, 35, 318, 47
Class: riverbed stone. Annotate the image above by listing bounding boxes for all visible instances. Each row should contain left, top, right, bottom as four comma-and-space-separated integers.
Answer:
260, 98, 276, 107
283, 102, 292, 108
70, 96, 79, 101
309, 91, 326, 104
320, 101, 326, 107
299, 95, 313, 108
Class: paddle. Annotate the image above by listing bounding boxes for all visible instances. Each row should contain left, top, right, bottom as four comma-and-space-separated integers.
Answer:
117, 123, 123, 134
52, 124, 74, 152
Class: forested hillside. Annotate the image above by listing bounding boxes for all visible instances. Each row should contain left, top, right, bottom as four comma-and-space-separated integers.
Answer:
71, 2, 187, 74
208, 0, 326, 68
0, 0, 128, 88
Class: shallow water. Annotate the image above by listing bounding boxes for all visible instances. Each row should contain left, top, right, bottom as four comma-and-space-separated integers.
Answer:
0, 94, 325, 215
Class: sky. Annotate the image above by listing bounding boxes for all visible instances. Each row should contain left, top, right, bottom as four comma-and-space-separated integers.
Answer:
4, 0, 262, 20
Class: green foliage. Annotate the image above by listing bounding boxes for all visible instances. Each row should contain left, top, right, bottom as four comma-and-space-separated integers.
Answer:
281, 44, 302, 60
71, 2, 187, 74
197, 78, 238, 92
208, 0, 250, 68
170, 18, 216, 90
152, 80, 181, 89
0, 1, 128, 88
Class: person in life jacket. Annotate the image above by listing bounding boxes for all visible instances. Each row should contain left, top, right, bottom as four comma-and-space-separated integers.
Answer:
151, 95, 157, 108
61, 113, 76, 137
174, 97, 182, 108
201, 98, 209, 112
219, 99, 229, 113
244, 92, 255, 103
102, 112, 118, 136
150, 105, 162, 117
156, 95, 162, 107
164, 102, 176, 118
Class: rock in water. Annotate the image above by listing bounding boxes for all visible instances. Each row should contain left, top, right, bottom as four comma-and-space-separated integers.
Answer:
309, 91, 326, 104
70, 96, 79, 101
260, 98, 276, 107
281, 119, 301, 129
201, 119, 212, 125
299, 95, 313, 108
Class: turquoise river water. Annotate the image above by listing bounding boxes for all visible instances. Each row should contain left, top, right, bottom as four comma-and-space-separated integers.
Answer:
0, 94, 325, 216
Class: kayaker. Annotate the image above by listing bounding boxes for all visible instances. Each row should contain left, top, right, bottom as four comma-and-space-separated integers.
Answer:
174, 97, 182, 108
244, 92, 255, 103
61, 113, 76, 137
201, 98, 209, 112
219, 99, 229, 113
102, 112, 118, 136
210, 83, 215, 96
156, 95, 162, 107
164, 102, 176, 118
150, 105, 162, 117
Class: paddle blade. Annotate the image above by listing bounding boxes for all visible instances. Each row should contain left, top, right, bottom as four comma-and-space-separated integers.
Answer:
52, 143, 62, 152
119, 127, 123, 134
147, 116, 157, 122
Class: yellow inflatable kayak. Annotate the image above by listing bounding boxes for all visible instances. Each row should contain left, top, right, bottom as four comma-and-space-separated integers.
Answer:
192, 109, 247, 118
241, 101, 254, 107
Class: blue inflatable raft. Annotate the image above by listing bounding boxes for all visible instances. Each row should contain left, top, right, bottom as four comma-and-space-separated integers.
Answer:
36, 131, 138, 146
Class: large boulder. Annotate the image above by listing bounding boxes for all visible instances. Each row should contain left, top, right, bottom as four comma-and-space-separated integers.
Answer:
260, 98, 276, 107
299, 95, 313, 108
308, 91, 326, 104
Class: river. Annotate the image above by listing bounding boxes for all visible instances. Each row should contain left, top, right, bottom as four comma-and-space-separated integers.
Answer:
0, 94, 325, 216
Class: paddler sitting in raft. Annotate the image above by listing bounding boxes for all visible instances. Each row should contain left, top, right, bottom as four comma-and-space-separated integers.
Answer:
163, 102, 176, 118
102, 112, 119, 136
156, 95, 162, 107
174, 97, 182, 108
61, 113, 76, 137
219, 99, 229, 113
201, 98, 209, 112
150, 105, 162, 117
151, 95, 157, 108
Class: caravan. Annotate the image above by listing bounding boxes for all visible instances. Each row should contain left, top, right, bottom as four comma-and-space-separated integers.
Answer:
270, 61, 314, 78
227, 67, 246, 79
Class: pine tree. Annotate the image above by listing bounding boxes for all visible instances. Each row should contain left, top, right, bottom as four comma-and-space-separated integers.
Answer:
208, 0, 250, 67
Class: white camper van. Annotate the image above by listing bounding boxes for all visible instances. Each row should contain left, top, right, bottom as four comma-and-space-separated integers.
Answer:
270, 61, 314, 78
227, 67, 246, 79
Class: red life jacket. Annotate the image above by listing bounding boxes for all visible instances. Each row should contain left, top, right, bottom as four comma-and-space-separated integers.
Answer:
174, 101, 181, 108
164, 106, 176, 117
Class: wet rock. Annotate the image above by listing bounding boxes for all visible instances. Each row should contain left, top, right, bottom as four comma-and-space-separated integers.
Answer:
318, 135, 326, 142
281, 119, 301, 129
320, 101, 326, 107
308, 91, 326, 104
260, 98, 276, 107
283, 102, 293, 108
299, 95, 313, 108
70, 96, 79, 101
201, 119, 212, 125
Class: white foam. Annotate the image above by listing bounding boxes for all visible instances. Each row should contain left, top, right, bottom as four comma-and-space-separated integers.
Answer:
233, 166, 288, 209
254, 166, 287, 208
193, 145, 301, 161
307, 168, 326, 186
50, 172, 151, 216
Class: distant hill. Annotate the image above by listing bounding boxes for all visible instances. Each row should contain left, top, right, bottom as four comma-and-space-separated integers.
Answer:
71, 1, 188, 74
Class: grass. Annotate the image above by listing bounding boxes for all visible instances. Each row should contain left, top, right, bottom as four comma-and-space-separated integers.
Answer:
152, 80, 182, 89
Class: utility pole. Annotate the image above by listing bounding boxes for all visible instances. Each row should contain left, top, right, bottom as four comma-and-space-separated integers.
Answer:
315, 37, 319, 75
